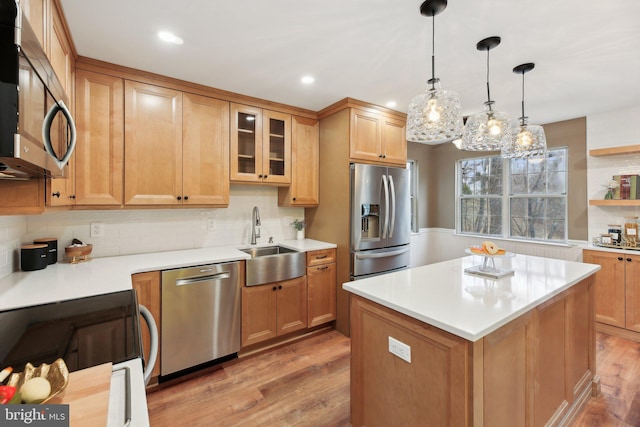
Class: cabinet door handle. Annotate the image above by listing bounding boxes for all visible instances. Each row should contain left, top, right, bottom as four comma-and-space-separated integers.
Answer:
264, 175, 268, 179
69, 195, 76, 199
292, 197, 296, 201
184, 196, 189, 201
618, 257, 624, 261
177, 196, 182, 201
278, 285, 282, 290
52, 191, 61, 198
627, 258, 632, 262
317, 266, 329, 271
272, 286, 277, 291
259, 174, 263, 178
379, 154, 383, 158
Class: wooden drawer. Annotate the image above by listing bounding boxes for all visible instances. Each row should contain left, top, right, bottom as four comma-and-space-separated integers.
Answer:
306, 249, 336, 266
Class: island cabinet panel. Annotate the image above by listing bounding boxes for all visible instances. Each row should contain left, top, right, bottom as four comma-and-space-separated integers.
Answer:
481, 314, 532, 427
350, 296, 471, 427
349, 276, 596, 427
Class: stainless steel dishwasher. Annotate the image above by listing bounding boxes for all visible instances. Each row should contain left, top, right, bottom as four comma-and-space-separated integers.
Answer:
161, 261, 240, 376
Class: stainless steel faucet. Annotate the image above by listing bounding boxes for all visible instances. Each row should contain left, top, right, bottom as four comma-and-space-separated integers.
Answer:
251, 206, 261, 245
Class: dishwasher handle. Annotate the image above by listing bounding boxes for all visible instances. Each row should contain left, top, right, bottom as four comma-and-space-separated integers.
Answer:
139, 304, 158, 386
175, 272, 231, 286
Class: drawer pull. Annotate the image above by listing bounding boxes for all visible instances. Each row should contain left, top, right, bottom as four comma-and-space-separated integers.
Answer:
315, 254, 328, 259
317, 266, 329, 271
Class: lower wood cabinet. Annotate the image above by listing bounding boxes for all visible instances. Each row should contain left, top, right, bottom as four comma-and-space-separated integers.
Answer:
241, 276, 307, 347
583, 249, 640, 333
131, 271, 161, 384
306, 249, 337, 327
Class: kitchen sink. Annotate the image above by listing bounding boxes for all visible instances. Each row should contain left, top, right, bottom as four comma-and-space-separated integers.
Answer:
240, 245, 305, 286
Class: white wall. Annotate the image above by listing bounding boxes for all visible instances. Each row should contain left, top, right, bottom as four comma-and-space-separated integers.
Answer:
587, 105, 640, 242
0, 185, 303, 280
410, 228, 585, 268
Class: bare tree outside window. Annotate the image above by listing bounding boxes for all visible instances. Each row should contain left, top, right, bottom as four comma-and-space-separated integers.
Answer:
457, 148, 568, 243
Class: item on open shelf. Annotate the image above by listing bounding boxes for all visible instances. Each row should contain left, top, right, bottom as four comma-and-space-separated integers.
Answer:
624, 217, 638, 246
608, 224, 622, 244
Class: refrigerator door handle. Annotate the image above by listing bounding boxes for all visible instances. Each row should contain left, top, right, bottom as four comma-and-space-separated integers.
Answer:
382, 174, 389, 239
355, 247, 409, 259
388, 174, 396, 238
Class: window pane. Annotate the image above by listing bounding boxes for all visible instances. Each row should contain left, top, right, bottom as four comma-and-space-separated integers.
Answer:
547, 172, 565, 194
511, 174, 526, 194
527, 173, 546, 194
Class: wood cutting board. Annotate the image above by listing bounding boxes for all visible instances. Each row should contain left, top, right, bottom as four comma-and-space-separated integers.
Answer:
48, 362, 112, 426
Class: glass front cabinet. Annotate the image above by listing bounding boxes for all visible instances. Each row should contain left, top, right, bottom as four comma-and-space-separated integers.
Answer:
230, 103, 291, 185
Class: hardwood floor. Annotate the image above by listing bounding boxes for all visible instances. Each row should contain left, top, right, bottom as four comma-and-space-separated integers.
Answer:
575, 333, 640, 426
147, 330, 351, 426
147, 330, 640, 426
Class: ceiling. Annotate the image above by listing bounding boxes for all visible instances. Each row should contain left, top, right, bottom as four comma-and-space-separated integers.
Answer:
59, 0, 640, 125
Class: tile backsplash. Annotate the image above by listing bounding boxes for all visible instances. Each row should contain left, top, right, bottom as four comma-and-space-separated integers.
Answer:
0, 185, 303, 279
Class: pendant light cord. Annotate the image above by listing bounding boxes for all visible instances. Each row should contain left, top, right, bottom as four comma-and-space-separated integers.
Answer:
431, 14, 436, 85
485, 48, 492, 107
520, 71, 526, 123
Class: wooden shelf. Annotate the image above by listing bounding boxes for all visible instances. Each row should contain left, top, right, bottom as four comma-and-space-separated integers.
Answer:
589, 145, 640, 157
589, 199, 640, 206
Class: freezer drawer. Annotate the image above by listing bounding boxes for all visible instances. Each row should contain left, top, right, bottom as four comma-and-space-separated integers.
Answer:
161, 261, 240, 376
351, 245, 410, 278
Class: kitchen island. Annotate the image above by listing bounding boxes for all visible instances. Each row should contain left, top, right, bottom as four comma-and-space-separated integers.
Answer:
343, 253, 600, 427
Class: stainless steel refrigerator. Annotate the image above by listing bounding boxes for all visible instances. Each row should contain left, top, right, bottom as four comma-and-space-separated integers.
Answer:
350, 163, 410, 279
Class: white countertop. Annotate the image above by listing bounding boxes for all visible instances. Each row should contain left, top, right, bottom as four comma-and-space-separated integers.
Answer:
0, 239, 336, 311
343, 254, 600, 342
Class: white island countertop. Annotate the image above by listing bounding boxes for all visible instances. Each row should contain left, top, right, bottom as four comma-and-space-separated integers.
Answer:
343, 254, 600, 342
0, 239, 336, 311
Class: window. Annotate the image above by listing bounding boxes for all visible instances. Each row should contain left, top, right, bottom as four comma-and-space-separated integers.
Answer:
457, 148, 568, 242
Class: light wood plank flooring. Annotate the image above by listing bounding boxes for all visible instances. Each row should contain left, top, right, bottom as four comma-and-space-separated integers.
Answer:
147, 330, 640, 426
147, 331, 351, 426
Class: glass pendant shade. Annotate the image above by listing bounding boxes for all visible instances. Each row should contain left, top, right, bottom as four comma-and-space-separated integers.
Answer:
502, 63, 547, 158
407, 80, 463, 144
406, 0, 462, 144
461, 102, 511, 151
460, 36, 510, 152
502, 119, 547, 158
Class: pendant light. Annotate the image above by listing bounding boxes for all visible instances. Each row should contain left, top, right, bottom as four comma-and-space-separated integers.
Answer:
501, 63, 547, 158
406, 0, 463, 144
460, 36, 511, 151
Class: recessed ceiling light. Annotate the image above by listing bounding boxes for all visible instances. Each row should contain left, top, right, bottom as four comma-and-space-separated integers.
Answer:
301, 75, 315, 84
158, 31, 184, 45
386, 101, 397, 108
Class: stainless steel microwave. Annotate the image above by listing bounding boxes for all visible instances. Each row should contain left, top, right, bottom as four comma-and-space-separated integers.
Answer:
0, 0, 76, 180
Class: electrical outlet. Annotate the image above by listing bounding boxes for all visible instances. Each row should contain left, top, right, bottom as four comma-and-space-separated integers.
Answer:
388, 336, 411, 363
90, 222, 104, 238
207, 218, 215, 231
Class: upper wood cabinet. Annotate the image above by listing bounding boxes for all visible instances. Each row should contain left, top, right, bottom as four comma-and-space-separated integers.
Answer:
350, 108, 406, 166
124, 81, 230, 206
48, 0, 73, 96
182, 93, 230, 206
230, 103, 291, 185
124, 81, 183, 205
278, 116, 319, 207
21, 0, 47, 49
74, 70, 124, 206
